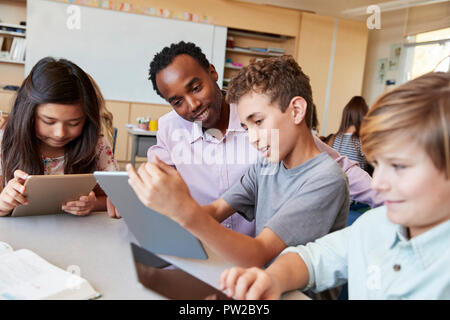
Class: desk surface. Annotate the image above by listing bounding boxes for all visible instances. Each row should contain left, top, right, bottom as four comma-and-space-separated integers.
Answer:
0, 213, 308, 300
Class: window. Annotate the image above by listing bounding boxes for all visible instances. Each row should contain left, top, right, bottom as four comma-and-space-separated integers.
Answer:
402, 27, 450, 82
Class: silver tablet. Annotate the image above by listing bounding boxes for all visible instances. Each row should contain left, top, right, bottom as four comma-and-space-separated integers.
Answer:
11, 174, 97, 217
94, 171, 208, 260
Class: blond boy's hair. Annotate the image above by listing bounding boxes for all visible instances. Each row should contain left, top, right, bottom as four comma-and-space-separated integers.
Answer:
361, 72, 450, 178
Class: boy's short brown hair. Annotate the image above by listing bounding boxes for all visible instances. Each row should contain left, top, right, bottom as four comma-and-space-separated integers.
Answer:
361, 72, 450, 178
226, 55, 315, 128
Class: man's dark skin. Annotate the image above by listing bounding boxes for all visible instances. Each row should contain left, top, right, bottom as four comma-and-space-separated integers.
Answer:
155, 54, 230, 136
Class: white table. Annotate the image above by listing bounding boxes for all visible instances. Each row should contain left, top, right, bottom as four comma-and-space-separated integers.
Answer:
0, 212, 308, 300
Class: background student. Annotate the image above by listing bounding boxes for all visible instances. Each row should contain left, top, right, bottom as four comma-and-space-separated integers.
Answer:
328, 96, 370, 173
0, 57, 119, 217
128, 56, 349, 301
329, 96, 373, 225
220, 72, 450, 300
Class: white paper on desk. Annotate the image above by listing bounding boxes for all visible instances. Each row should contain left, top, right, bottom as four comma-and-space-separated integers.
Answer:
0, 249, 100, 300
0, 241, 13, 256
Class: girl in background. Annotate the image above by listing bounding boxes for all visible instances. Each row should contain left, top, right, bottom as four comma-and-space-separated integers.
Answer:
0, 57, 119, 217
329, 96, 369, 172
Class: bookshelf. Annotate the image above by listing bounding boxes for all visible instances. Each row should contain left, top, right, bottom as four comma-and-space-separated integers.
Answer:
223, 28, 295, 89
226, 47, 284, 57
0, 23, 26, 65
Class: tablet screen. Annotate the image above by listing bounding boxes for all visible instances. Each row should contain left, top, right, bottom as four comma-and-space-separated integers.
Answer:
131, 243, 231, 300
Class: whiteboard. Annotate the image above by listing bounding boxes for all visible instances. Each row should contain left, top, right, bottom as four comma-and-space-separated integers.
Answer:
26, 0, 226, 104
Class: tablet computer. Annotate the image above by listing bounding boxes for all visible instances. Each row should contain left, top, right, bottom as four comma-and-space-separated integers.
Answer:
130, 242, 231, 300
11, 174, 97, 217
94, 171, 207, 260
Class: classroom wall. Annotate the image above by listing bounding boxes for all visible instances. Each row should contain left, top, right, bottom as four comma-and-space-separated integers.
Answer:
362, 2, 450, 106
327, 18, 368, 136
362, 9, 409, 106
297, 13, 368, 136
125, 0, 302, 37
296, 13, 335, 137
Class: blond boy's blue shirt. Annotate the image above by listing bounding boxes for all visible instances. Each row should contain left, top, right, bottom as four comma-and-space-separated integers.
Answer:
283, 206, 450, 299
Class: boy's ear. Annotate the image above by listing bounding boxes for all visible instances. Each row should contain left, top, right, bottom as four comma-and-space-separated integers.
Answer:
289, 96, 308, 125
209, 64, 218, 82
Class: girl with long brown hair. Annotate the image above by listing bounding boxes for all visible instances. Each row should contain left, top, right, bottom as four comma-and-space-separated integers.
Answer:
330, 96, 369, 171
0, 57, 119, 216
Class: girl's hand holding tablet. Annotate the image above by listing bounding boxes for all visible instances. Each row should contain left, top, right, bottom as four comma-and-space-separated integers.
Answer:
62, 191, 97, 216
0, 170, 29, 216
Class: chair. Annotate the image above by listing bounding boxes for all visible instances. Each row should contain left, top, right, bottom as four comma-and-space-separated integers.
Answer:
338, 202, 371, 300
112, 127, 118, 155
347, 202, 371, 226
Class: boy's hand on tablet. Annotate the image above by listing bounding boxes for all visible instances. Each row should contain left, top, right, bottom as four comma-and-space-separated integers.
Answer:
62, 191, 96, 216
106, 196, 121, 219
220, 267, 282, 300
0, 169, 29, 216
127, 156, 199, 227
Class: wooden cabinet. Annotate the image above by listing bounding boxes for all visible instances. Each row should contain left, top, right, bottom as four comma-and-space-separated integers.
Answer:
0, 90, 16, 113
0, 23, 26, 65
104, 101, 131, 162
0, 1, 27, 86
223, 28, 296, 88
0, 24, 26, 87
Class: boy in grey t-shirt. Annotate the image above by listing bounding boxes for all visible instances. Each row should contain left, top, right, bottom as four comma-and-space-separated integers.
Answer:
222, 153, 348, 248
127, 55, 349, 275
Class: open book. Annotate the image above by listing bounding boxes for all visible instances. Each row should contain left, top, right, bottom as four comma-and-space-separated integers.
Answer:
0, 242, 100, 300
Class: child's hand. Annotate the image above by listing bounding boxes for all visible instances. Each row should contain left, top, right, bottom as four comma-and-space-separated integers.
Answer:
220, 267, 282, 300
106, 196, 121, 219
62, 191, 96, 216
0, 170, 29, 216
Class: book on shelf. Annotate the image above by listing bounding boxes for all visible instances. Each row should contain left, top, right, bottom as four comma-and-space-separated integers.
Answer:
8, 38, 26, 62
229, 46, 250, 52
248, 47, 267, 52
0, 241, 100, 300
0, 23, 26, 35
267, 47, 285, 53
9, 38, 17, 60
